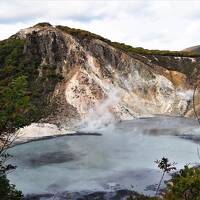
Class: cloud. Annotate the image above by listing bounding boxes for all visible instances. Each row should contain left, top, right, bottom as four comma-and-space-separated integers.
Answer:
0, 0, 200, 50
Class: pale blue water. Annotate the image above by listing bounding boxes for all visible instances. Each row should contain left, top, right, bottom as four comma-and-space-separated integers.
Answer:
7, 116, 200, 196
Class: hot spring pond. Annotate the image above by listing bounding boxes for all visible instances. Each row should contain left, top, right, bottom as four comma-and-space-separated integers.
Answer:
7, 116, 200, 199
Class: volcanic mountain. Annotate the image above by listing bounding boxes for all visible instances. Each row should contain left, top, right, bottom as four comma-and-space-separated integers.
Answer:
1, 22, 200, 127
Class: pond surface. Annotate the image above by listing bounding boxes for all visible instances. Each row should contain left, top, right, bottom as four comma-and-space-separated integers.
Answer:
7, 116, 200, 198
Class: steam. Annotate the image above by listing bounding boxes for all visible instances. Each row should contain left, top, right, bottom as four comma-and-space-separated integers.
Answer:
177, 89, 193, 101
79, 88, 121, 132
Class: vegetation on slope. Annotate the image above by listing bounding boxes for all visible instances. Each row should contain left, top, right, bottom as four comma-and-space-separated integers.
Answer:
0, 36, 63, 127
0, 38, 37, 129
56, 25, 200, 57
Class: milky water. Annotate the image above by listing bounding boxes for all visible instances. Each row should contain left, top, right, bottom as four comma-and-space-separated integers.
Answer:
7, 116, 200, 197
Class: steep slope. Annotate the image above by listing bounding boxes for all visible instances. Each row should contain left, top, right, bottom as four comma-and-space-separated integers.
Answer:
1, 23, 200, 128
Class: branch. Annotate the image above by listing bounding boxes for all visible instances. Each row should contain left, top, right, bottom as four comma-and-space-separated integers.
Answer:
192, 84, 200, 125
197, 145, 200, 162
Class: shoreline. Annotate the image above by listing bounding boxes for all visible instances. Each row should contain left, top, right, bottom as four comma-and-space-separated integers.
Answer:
6, 115, 200, 148
11, 132, 102, 148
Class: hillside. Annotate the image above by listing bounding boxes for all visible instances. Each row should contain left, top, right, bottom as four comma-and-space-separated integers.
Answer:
1, 22, 200, 128
183, 45, 200, 54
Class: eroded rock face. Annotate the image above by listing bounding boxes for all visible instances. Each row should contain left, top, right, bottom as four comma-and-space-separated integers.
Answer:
13, 24, 200, 126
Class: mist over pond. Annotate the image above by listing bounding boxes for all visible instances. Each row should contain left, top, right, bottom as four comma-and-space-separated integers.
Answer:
7, 116, 200, 198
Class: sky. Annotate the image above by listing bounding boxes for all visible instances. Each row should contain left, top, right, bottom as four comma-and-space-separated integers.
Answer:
0, 0, 200, 50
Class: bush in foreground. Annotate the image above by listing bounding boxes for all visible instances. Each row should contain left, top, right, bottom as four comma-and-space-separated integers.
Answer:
0, 174, 23, 200
164, 166, 200, 200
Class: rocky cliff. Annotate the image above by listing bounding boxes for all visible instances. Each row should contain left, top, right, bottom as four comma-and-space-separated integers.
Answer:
1, 23, 200, 128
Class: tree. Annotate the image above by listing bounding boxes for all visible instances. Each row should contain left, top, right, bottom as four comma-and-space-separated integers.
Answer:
192, 82, 200, 125
155, 157, 176, 196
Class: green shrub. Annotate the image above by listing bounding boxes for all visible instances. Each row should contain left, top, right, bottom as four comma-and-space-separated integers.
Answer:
164, 166, 200, 200
0, 174, 23, 200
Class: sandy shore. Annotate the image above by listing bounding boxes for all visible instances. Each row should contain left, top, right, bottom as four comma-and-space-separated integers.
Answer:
13, 123, 76, 146
9, 123, 102, 147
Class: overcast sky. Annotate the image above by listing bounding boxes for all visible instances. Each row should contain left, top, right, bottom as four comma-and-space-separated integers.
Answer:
0, 0, 200, 50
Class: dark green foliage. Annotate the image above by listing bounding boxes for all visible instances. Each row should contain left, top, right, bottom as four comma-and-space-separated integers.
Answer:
164, 166, 200, 200
0, 174, 23, 200
0, 38, 25, 68
0, 37, 61, 128
0, 75, 34, 132
0, 38, 41, 134
0, 38, 27, 83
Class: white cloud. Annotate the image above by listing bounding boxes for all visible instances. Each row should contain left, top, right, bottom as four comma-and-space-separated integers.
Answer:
0, 0, 200, 50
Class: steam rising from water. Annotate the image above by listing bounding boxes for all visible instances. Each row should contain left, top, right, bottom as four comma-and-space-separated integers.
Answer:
177, 89, 193, 101
79, 88, 121, 132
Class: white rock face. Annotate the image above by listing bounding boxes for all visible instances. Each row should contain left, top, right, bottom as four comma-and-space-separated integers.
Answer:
64, 54, 191, 127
